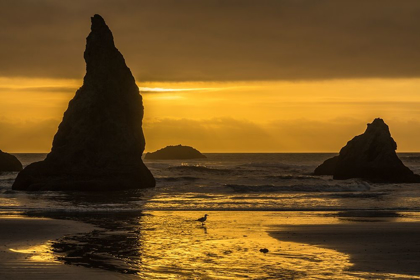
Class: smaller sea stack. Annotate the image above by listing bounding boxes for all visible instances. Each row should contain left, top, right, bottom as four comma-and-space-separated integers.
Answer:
145, 145, 206, 160
0, 150, 22, 172
314, 118, 420, 183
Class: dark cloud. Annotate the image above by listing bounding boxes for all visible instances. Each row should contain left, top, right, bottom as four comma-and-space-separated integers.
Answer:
1, 0, 420, 81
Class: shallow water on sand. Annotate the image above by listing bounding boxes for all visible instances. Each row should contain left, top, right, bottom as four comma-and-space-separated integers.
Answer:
137, 211, 351, 279
17, 211, 420, 279
43, 210, 420, 279
135, 211, 420, 279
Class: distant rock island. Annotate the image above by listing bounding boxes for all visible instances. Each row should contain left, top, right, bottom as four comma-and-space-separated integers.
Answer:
12, 15, 155, 191
314, 118, 420, 183
0, 150, 22, 172
145, 145, 206, 160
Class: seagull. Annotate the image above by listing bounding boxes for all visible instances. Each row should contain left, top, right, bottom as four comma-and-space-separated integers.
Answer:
197, 214, 208, 225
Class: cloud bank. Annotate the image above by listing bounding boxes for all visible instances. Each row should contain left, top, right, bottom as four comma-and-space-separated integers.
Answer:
1, 0, 420, 81
4, 117, 420, 153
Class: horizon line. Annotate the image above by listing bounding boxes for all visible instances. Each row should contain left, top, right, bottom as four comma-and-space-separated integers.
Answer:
8, 151, 420, 154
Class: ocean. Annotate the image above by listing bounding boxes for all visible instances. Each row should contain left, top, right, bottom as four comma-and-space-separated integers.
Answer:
3, 153, 420, 213
1, 153, 420, 279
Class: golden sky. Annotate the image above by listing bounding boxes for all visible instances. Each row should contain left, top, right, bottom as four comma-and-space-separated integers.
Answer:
1, 1, 420, 152
2, 77, 420, 152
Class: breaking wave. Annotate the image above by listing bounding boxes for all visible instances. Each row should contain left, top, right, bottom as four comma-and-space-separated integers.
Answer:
225, 182, 371, 193
168, 165, 233, 173
265, 175, 322, 180
157, 176, 200, 182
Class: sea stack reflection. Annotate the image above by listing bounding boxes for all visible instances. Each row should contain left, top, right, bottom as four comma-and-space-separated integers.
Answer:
314, 118, 420, 183
12, 15, 155, 191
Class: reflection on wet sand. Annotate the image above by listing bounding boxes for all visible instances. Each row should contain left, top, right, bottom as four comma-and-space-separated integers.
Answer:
270, 212, 420, 278
136, 211, 350, 279
35, 211, 420, 279
10, 243, 58, 263
0, 216, 124, 280
47, 212, 145, 275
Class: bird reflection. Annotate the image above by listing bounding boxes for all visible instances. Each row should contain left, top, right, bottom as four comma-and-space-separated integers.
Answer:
201, 225, 208, 234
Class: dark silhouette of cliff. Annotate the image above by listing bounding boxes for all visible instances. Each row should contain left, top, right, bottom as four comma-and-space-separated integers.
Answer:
314, 118, 420, 183
0, 150, 22, 172
145, 145, 206, 160
12, 15, 155, 191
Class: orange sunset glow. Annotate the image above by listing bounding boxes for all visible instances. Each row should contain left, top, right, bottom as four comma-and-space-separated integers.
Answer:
2, 2, 420, 279
1, 1, 420, 153
2, 77, 420, 152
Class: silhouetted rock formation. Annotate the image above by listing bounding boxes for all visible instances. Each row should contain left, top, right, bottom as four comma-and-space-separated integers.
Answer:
0, 150, 22, 172
12, 15, 155, 191
313, 156, 339, 176
314, 118, 420, 183
145, 145, 206, 160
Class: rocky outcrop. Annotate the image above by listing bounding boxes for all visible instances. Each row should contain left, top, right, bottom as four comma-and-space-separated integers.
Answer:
145, 145, 206, 160
0, 150, 22, 172
12, 15, 155, 191
313, 156, 339, 176
314, 118, 420, 183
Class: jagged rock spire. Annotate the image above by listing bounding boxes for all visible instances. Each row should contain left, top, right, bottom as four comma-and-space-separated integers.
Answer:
12, 15, 155, 191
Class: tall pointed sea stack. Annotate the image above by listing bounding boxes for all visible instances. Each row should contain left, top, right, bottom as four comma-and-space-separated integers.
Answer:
314, 118, 420, 183
12, 15, 155, 191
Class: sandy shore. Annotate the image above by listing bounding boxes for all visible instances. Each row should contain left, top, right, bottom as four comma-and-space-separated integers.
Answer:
0, 216, 133, 280
270, 221, 420, 277
2, 211, 419, 279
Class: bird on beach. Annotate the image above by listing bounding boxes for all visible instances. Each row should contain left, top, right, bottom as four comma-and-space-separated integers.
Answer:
197, 214, 208, 225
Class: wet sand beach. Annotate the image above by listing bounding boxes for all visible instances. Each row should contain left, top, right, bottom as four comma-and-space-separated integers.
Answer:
270, 218, 420, 277
0, 216, 132, 280
131, 211, 420, 279
1, 212, 420, 279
